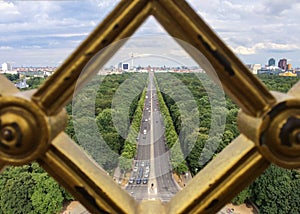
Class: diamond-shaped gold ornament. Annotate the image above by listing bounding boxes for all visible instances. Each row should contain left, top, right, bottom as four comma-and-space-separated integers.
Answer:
3, 0, 300, 213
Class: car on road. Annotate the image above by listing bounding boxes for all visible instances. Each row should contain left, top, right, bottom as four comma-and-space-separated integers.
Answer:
133, 166, 138, 172
145, 166, 150, 173
129, 177, 135, 184
143, 178, 148, 184
144, 172, 149, 178
138, 168, 143, 178
141, 161, 145, 167
136, 178, 142, 184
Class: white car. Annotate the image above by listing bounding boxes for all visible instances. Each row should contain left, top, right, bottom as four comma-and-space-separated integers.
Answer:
129, 178, 135, 184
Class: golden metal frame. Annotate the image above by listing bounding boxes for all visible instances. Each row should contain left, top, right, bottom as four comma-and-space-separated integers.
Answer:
1, 0, 300, 213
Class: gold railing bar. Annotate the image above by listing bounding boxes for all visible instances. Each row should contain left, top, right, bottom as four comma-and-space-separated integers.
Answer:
0, 74, 19, 95
74, 2, 152, 95
154, 0, 276, 117
38, 133, 137, 214
167, 135, 269, 214
138, 200, 166, 214
151, 1, 191, 42
32, 0, 150, 116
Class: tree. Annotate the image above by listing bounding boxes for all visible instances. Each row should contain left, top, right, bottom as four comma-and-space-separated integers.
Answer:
0, 166, 35, 214
0, 163, 72, 214
232, 185, 252, 205
3, 73, 19, 82
31, 173, 65, 214
26, 77, 46, 89
251, 165, 300, 214
119, 155, 133, 171
96, 109, 115, 133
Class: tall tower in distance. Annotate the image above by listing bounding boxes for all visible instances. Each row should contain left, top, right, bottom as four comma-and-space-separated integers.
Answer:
278, 58, 287, 71
131, 52, 134, 69
268, 58, 276, 66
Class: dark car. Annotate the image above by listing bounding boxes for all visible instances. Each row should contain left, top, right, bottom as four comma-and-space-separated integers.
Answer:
143, 178, 148, 184
136, 178, 142, 184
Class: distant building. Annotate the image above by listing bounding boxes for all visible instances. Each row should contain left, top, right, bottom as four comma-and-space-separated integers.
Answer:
1, 62, 12, 72
122, 63, 129, 72
278, 58, 287, 71
279, 71, 297, 77
258, 65, 283, 75
118, 62, 122, 70
15, 79, 29, 89
287, 63, 292, 71
268, 58, 276, 66
250, 64, 261, 74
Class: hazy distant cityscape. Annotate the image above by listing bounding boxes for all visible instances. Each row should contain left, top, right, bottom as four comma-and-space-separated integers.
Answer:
2, 56, 300, 80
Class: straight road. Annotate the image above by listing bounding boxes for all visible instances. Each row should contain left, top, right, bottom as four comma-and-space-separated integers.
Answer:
125, 72, 179, 201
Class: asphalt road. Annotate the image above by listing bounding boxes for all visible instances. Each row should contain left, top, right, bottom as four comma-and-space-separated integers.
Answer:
125, 72, 179, 201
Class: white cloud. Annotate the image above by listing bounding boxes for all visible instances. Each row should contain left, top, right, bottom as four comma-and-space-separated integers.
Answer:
233, 42, 299, 55
234, 46, 256, 55
21, 45, 42, 49
0, 1, 20, 22
184, 0, 300, 66
1, 0, 300, 67
0, 1, 19, 15
0, 46, 12, 50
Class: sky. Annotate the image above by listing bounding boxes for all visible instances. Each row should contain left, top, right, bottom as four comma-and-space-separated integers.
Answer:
1, 0, 300, 67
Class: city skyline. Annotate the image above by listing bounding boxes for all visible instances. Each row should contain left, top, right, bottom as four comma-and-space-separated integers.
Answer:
1, 1, 300, 67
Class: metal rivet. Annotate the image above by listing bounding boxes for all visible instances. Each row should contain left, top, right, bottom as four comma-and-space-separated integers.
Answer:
1, 128, 14, 142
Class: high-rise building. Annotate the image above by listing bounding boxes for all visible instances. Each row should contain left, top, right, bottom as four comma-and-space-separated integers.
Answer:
1, 62, 12, 71
122, 63, 129, 71
268, 58, 276, 66
278, 58, 287, 70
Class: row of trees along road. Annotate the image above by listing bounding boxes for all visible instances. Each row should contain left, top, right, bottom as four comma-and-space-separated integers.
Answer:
154, 74, 189, 174
156, 72, 300, 214
69, 73, 147, 173
155, 72, 235, 175
0, 73, 147, 213
119, 87, 147, 171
